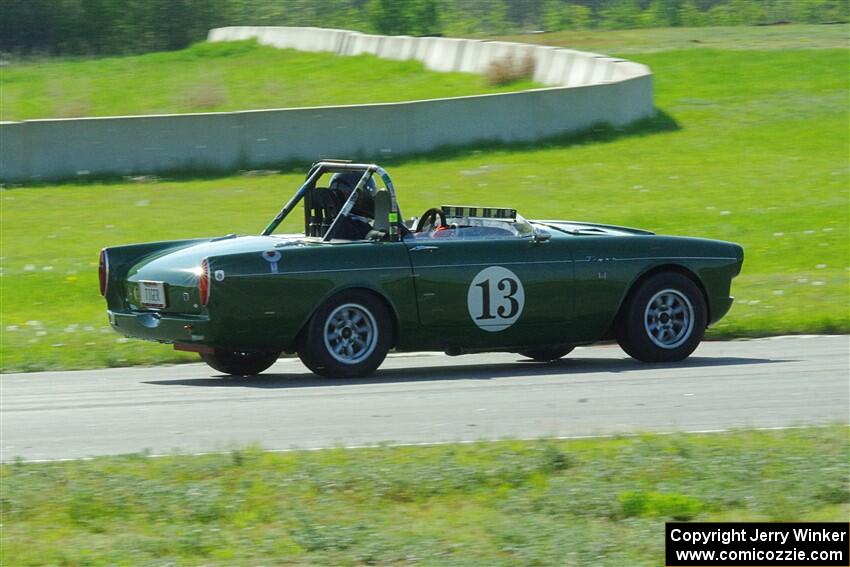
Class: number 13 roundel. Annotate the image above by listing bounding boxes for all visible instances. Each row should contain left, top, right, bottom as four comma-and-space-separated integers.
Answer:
466, 266, 525, 332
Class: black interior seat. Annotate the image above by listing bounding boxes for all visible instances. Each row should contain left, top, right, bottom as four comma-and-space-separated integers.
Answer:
307, 188, 343, 237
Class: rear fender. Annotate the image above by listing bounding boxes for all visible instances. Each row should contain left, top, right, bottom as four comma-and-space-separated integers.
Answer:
102, 238, 210, 310
292, 284, 402, 350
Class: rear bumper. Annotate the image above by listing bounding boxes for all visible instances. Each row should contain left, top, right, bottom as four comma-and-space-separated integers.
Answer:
108, 310, 212, 345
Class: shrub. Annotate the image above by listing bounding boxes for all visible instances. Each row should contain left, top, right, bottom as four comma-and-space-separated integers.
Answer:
486, 52, 536, 86
619, 490, 705, 521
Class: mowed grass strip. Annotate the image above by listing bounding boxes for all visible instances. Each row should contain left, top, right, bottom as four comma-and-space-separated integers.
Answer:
1, 31, 847, 372
494, 22, 849, 53
2, 427, 847, 566
0, 39, 538, 121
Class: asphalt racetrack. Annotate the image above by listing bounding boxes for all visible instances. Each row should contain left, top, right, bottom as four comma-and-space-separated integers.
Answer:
2, 335, 847, 462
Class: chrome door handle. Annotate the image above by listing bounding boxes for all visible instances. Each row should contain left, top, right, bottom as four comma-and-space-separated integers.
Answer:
409, 245, 439, 252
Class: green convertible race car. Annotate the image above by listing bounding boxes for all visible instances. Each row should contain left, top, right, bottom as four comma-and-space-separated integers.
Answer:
100, 161, 744, 378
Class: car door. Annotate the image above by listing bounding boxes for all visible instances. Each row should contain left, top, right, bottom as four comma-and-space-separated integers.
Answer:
404, 234, 575, 349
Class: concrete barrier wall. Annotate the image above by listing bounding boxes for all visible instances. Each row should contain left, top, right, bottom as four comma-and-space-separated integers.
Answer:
1, 27, 653, 181
206, 27, 650, 87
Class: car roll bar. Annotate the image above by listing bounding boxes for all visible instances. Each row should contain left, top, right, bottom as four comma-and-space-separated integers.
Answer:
261, 161, 402, 241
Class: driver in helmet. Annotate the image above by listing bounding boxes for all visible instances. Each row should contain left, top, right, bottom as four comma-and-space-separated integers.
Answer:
328, 171, 376, 240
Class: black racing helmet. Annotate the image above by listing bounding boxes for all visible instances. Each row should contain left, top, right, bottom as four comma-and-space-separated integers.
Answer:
329, 172, 377, 218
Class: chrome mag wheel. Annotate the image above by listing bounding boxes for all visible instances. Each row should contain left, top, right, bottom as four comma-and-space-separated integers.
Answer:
643, 288, 695, 349
323, 303, 378, 365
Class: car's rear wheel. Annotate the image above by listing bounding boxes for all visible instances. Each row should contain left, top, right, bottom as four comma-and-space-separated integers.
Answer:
200, 349, 280, 376
617, 272, 706, 363
519, 345, 574, 362
298, 290, 392, 378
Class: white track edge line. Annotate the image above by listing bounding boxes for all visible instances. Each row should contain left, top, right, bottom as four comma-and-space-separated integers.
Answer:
7, 424, 847, 464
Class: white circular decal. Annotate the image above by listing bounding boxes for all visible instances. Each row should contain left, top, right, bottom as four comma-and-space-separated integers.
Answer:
467, 266, 525, 332
262, 250, 281, 263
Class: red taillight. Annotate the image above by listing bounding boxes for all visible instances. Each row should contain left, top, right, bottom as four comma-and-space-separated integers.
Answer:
98, 249, 109, 296
198, 258, 210, 306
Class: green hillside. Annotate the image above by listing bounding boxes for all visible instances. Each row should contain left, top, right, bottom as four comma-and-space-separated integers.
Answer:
0, 40, 537, 121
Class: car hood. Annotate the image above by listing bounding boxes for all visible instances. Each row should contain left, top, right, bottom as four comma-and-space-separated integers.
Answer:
532, 220, 655, 236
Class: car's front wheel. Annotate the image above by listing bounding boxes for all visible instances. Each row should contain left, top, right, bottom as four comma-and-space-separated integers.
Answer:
298, 290, 392, 378
617, 272, 707, 363
200, 349, 280, 376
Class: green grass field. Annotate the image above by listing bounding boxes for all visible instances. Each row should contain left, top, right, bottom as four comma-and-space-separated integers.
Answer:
1, 26, 847, 372
0, 40, 537, 121
496, 22, 849, 52
2, 427, 847, 566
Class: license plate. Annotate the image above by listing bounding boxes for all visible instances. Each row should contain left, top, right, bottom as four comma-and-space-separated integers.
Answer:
139, 281, 167, 309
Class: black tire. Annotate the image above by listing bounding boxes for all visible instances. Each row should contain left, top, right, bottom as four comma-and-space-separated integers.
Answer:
617, 272, 707, 363
298, 290, 392, 378
519, 345, 574, 362
200, 349, 280, 376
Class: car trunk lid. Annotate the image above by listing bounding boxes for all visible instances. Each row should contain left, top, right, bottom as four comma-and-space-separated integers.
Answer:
124, 235, 302, 314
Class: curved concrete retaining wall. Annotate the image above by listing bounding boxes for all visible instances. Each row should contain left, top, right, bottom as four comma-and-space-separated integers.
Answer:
208, 26, 650, 87
0, 27, 653, 182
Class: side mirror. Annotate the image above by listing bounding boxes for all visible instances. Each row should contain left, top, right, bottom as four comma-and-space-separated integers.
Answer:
533, 228, 552, 244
